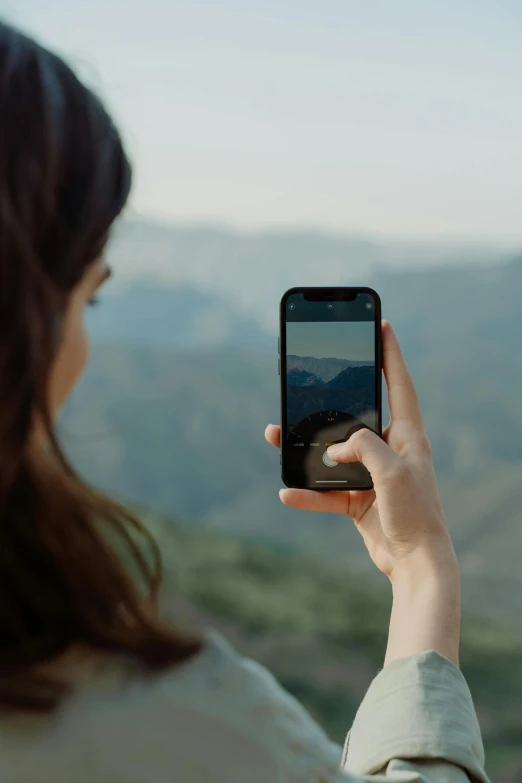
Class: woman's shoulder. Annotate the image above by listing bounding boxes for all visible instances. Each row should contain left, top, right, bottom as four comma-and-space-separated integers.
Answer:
108, 632, 344, 778
0, 633, 346, 783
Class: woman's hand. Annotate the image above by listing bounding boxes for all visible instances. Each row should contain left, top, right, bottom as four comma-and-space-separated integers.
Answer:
266, 322, 461, 666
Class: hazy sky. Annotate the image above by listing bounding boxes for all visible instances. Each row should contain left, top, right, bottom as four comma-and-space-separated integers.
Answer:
287, 321, 374, 362
3, 0, 522, 240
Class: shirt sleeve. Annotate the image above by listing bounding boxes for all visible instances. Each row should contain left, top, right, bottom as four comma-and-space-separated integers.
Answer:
340, 651, 490, 783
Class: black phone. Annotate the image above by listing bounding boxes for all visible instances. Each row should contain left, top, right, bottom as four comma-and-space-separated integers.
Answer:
279, 287, 382, 491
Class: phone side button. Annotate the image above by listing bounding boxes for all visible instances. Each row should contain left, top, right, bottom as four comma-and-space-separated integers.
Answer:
278, 358, 280, 375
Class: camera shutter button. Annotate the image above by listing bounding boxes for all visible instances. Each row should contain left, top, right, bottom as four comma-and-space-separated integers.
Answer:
322, 451, 339, 468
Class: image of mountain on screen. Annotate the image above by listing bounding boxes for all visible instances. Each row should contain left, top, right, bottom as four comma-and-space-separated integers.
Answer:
287, 368, 325, 387
286, 354, 375, 426
287, 355, 373, 383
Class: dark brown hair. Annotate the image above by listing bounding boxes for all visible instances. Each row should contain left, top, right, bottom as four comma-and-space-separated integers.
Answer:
0, 21, 200, 710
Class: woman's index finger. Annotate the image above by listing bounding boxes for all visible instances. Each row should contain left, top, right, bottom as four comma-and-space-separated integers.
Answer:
381, 321, 423, 428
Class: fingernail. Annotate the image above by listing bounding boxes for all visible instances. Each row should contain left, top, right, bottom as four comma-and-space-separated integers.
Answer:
327, 444, 341, 457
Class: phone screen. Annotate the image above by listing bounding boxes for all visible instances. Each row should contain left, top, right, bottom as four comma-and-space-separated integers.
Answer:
281, 289, 381, 490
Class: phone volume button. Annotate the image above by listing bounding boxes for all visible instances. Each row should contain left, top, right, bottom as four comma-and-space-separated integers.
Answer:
278, 358, 280, 375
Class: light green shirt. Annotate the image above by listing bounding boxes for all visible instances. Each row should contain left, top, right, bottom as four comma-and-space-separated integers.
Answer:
0, 633, 489, 782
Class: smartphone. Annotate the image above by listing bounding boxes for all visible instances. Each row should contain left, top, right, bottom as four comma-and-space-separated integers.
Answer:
279, 287, 382, 491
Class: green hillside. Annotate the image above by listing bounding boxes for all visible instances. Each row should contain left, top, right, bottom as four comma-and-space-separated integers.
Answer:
141, 511, 522, 781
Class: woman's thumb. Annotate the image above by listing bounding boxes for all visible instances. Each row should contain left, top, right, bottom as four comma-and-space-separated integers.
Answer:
327, 428, 400, 481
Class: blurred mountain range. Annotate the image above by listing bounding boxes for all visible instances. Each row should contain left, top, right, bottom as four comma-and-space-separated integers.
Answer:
86, 278, 271, 351
108, 218, 516, 330
61, 219, 522, 626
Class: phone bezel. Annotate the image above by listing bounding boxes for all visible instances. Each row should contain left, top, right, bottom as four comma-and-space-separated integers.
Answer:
279, 286, 383, 491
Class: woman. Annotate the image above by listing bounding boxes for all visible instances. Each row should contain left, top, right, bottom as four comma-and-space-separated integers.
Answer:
0, 20, 488, 783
